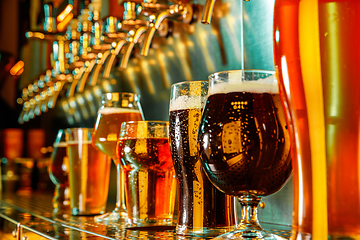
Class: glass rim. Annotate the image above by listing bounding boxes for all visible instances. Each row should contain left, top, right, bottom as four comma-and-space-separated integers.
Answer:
171, 80, 208, 88
121, 120, 169, 125
209, 69, 275, 80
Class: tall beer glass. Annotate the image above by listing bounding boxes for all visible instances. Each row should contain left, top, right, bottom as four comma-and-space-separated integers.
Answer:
48, 129, 70, 214
117, 121, 177, 226
197, 70, 292, 239
273, 1, 360, 239
66, 128, 110, 215
92, 92, 144, 221
169, 80, 237, 236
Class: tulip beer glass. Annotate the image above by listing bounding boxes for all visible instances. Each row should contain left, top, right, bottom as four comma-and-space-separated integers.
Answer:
274, 0, 360, 238
197, 70, 292, 239
48, 129, 70, 214
92, 92, 144, 221
117, 121, 177, 226
169, 80, 237, 236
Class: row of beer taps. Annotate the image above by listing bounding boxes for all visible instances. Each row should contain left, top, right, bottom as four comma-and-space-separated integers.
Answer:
17, 0, 247, 124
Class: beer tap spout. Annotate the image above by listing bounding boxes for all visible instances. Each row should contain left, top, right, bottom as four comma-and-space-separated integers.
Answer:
140, 2, 194, 57
120, 26, 148, 69
201, 0, 249, 24
102, 39, 128, 78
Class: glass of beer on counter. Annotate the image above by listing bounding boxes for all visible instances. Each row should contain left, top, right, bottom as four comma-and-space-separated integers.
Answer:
48, 129, 70, 214
274, 1, 360, 238
169, 80, 237, 236
92, 92, 144, 221
197, 70, 292, 239
117, 121, 176, 227
66, 128, 110, 216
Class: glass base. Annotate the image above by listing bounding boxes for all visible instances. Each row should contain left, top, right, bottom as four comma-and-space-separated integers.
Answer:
176, 225, 235, 238
213, 229, 287, 240
94, 210, 128, 223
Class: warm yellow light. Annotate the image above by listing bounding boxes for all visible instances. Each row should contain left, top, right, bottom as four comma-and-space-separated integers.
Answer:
57, 12, 73, 32
10, 61, 24, 76
57, 4, 73, 22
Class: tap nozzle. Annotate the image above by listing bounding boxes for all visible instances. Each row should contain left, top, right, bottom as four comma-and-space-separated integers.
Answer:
201, 0, 249, 24
120, 26, 148, 69
102, 40, 128, 78
141, 2, 193, 56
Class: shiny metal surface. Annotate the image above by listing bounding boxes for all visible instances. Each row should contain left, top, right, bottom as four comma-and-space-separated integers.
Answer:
0, 193, 291, 239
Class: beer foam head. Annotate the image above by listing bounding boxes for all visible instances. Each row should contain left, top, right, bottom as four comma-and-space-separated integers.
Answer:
169, 95, 207, 111
98, 107, 141, 115
209, 74, 279, 95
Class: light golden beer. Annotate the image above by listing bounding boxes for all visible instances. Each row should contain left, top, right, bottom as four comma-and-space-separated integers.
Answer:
92, 107, 143, 165
274, 0, 360, 238
68, 139, 110, 216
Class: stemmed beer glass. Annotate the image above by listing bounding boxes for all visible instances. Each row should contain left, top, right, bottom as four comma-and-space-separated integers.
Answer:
92, 92, 144, 222
197, 70, 292, 239
48, 129, 70, 214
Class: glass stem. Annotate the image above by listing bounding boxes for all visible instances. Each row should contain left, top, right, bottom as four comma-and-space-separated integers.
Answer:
237, 194, 263, 231
114, 162, 126, 213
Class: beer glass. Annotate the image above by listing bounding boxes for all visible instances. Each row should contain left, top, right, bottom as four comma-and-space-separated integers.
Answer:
92, 92, 144, 221
48, 129, 70, 214
197, 70, 292, 239
117, 121, 177, 226
66, 128, 110, 216
169, 80, 237, 236
273, 1, 360, 238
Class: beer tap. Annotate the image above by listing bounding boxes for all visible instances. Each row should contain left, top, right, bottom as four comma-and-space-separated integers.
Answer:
201, 0, 249, 24
101, 2, 148, 75
119, 26, 148, 69
140, 0, 196, 57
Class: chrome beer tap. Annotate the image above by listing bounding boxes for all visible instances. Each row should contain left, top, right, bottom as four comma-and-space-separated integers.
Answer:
140, 0, 197, 57
201, 0, 249, 24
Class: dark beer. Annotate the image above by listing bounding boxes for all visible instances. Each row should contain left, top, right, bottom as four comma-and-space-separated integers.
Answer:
170, 108, 236, 234
197, 82, 292, 197
117, 137, 176, 224
49, 142, 68, 185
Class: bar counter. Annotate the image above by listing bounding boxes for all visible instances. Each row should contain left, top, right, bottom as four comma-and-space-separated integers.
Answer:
0, 192, 292, 240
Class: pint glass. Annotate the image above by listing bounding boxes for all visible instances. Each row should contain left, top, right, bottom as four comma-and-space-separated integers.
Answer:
66, 128, 110, 216
169, 80, 236, 236
274, 1, 360, 238
117, 121, 176, 226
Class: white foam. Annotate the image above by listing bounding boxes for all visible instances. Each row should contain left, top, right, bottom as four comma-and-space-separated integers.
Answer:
209, 75, 279, 95
169, 95, 207, 111
98, 107, 141, 115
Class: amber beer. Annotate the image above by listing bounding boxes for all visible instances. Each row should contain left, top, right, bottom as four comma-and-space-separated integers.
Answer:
197, 80, 292, 197
169, 92, 236, 236
67, 139, 110, 216
117, 121, 176, 226
274, 0, 360, 239
92, 108, 143, 164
